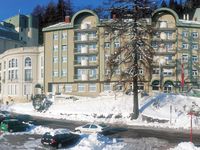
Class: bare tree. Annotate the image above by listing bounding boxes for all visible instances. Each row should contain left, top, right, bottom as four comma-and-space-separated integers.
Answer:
103, 0, 155, 119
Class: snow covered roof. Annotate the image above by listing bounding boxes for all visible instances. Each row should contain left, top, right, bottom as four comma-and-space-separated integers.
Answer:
43, 22, 73, 31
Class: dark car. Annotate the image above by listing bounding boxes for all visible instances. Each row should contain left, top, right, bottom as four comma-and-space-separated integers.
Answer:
41, 128, 80, 149
1, 119, 28, 132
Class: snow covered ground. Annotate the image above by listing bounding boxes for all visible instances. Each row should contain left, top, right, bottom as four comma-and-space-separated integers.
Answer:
1, 91, 200, 149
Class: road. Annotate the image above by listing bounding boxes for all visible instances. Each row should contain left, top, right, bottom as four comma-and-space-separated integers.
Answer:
25, 114, 200, 144
1, 113, 200, 149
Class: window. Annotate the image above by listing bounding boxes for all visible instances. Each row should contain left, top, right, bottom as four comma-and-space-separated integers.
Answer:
153, 68, 159, 74
41, 69, 44, 78
114, 42, 120, 48
25, 69, 32, 81
89, 44, 96, 51
88, 55, 97, 62
182, 31, 188, 37
192, 56, 198, 62
152, 42, 158, 48
182, 54, 188, 62
192, 44, 198, 50
25, 57, 31, 67
139, 68, 143, 75
89, 83, 96, 92
163, 69, 173, 76
65, 84, 72, 92
104, 42, 110, 49
159, 21, 167, 28
105, 69, 110, 75
166, 43, 173, 51
115, 69, 121, 75
53, 71, 58, 77
62, 45, 67, 51
61, 69, 67, 77
89, 69, 97, 78
105, 54, 110, 61
88, 32, 96, 40
192, 32, 198, 38
115, 84, 123, 91
53, 45, 58, 51
62, 33, 67, 39
193, 69, 198, 76
24, 84, 31, 95
78, 83, 85, 92
62, 56, 67, 63
166, 32, 172, 39
104, 83, 111, 91
53, 34, 58, 40
182, 43, 189, 49
53, 57, 58, 63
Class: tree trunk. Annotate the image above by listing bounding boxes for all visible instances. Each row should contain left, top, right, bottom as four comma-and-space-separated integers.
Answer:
131, 49, 139, 119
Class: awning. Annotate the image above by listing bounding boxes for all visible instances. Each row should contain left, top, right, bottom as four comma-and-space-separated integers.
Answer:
164, 80, 174, 87
151, 80, 160, 86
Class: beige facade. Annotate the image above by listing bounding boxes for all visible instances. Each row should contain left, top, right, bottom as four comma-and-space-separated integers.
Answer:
0, 46, 44, 103
43, 8, 200, 96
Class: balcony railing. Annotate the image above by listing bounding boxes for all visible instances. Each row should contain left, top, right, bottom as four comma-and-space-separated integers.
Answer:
153, 27, 176, 31
152, 60, 176, 67
74, 48, 98, 55
74, 36, 98, 43
74, 60, 98, 67
154, 49, 176, 55
74, 27, 97, 32
74, 74, 99, 81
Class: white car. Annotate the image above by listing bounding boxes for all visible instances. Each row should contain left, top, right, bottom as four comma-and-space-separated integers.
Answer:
75, 123, 108, 134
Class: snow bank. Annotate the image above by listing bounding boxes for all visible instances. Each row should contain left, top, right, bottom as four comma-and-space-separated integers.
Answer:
170, 142, 200, 150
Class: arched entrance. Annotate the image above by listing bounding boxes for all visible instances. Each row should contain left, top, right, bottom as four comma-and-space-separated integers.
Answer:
163, 80, 174, 93
152, 80, 160, 91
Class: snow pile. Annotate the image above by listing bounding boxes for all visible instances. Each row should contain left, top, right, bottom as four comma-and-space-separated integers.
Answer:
170, 142, 200, 150
70, 134, 126, 150
2, 92, 200, 129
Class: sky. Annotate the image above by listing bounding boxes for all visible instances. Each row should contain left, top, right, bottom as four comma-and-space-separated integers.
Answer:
0, 0, 106, 21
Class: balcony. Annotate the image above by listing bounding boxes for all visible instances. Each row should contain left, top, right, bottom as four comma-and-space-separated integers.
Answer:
74, 74, 99, 81
74, 35, 98, 43
74, 48, 98, 55
74, 27, 97, 32
74, 60, 98, 67
154, 49, 176, 55
152, 36, 176, 43
152, 60, 176, 68
153, 27, 176, 31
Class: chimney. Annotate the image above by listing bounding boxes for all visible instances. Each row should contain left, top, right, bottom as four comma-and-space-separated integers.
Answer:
112, 14, 117, 20
65, 16, 70, 23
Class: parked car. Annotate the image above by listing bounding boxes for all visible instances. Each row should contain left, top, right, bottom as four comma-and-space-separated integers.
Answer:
75, 123, 109, 134
41, 128, 80, 149
0, 119, 28, 132
0, 111, 12, 118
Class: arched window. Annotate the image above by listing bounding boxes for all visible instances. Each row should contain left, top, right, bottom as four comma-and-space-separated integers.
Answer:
25, 57, 31, 67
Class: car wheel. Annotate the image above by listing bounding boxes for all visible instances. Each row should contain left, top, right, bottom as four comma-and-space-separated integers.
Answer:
76, 130, 81, 133
57, 143, 62, 149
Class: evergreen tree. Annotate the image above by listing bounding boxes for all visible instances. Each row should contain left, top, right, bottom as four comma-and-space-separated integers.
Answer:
104, 0, 155, 119
56, 0, 72, 22
161, 0, 167, 7
32, 5, 45, 45
44, 1, 57, 27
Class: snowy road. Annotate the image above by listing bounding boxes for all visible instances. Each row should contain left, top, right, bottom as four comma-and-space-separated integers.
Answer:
0, 133, 175, 150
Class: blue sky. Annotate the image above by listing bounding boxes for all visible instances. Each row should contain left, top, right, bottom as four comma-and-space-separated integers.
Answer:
0, 0, 105, 20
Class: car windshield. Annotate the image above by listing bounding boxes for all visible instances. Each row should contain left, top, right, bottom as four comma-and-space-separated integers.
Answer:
98, 124, 107, 128
49, 129, 70, 136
